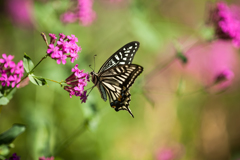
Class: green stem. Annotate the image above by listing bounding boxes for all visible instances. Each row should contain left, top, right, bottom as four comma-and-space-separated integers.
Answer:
144, 56, 176, 85
179, 83, 216, 97
53, 120, 89, 156
6, 54, 49, 97
30, 54, 48, 74
0, 105, 2, 114
44, 78, 65, 86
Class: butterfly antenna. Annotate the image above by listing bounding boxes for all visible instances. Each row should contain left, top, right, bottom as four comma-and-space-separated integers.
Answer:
94, 55, 97, 71
126, 107, 134, 118
89, 65, 94, 71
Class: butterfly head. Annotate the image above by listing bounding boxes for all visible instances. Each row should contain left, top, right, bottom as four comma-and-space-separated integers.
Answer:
90, 71, 98, 85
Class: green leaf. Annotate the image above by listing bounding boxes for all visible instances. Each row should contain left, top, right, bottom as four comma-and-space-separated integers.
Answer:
23, 53, 34, 73
176, 51, 188, 64
0, 144, 10, 157
0, 97, 9, 105
0, 124, 26, 145
28, 74, 47, 86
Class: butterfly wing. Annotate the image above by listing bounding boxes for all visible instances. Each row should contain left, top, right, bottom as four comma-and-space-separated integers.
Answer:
98, 41, 140, 73
99, 64, 143, 117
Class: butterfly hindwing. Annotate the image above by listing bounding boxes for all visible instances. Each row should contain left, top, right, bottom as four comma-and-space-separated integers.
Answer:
110, 89, 133, 117
98, 41, 140, 73
99, 64, 143, 117
99, 83, 107, 101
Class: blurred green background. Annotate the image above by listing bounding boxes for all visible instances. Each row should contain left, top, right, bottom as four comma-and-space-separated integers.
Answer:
1, 0, 240, 159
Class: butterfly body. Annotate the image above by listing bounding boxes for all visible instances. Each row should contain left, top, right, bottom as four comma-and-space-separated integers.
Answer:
90, 41, 143, 117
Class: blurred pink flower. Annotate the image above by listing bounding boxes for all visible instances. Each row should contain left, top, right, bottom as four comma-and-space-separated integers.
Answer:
176, 40, 239, 91
209, 2, 240, 47
156, 145, 184, 160
39, 156, 54, 160
157, 148, 174, 160
214, 69, 234, 84
61, 0, 96, 26
19, 77, 29, 88
61, 12, 78, 23
5, 0, 34, 28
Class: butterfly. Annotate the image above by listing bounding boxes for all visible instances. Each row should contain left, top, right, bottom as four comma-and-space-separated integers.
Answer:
90, 41, 143, 118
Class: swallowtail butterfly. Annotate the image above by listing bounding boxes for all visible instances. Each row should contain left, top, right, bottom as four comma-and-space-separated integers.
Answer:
90, 41, 143, 118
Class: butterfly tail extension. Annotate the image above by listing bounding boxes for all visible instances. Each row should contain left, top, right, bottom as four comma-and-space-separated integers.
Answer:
126, 107, 134, 118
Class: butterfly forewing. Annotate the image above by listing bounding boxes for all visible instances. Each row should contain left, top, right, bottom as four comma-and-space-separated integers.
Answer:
100, 64, 143, 89
98, 41, 140, 73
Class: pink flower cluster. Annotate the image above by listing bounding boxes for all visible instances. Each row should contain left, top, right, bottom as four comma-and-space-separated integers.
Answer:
61, 0, 96, 26
0, 54, 24, 88
210, 2, 240, 47
47, 33, 81, 65
64, 64, 89, 103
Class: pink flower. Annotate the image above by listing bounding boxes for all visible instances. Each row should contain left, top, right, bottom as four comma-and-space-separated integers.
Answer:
0, 53, 25, 88
8, 74, 21, 88
46, 33, 82, 64
156, 145, 184, 160
5, 0, 34, 28
77, 0, 96, 26
209, 2, 240, 47
0, 74, 11, 87
60, 0, 96, 26
80, 90, 88, 103
19, 77, 29, 88
47, 45, 59, 58
215, 69, 234, 84
55, 51, 67, 65
15, 60, 24, 77
64, 64, 89, 103
0, 53, 15, 68
60, 12, 78, 23
157, 149, 174, 160
49, 33, 57, 40
39, 156, 54, 160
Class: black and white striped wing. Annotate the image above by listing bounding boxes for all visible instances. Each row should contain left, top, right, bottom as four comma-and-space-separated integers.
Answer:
99, 64, 143, 117
98, 41, 140, 73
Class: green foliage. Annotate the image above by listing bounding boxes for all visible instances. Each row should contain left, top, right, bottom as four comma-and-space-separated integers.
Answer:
28, 74, 47, 86
176, 51, 188, 64
0, 87, 16, 105
0, 96, 9, 105
0, 145, 10, 157
0, 124, 26, 145
23, 53, 34, 73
